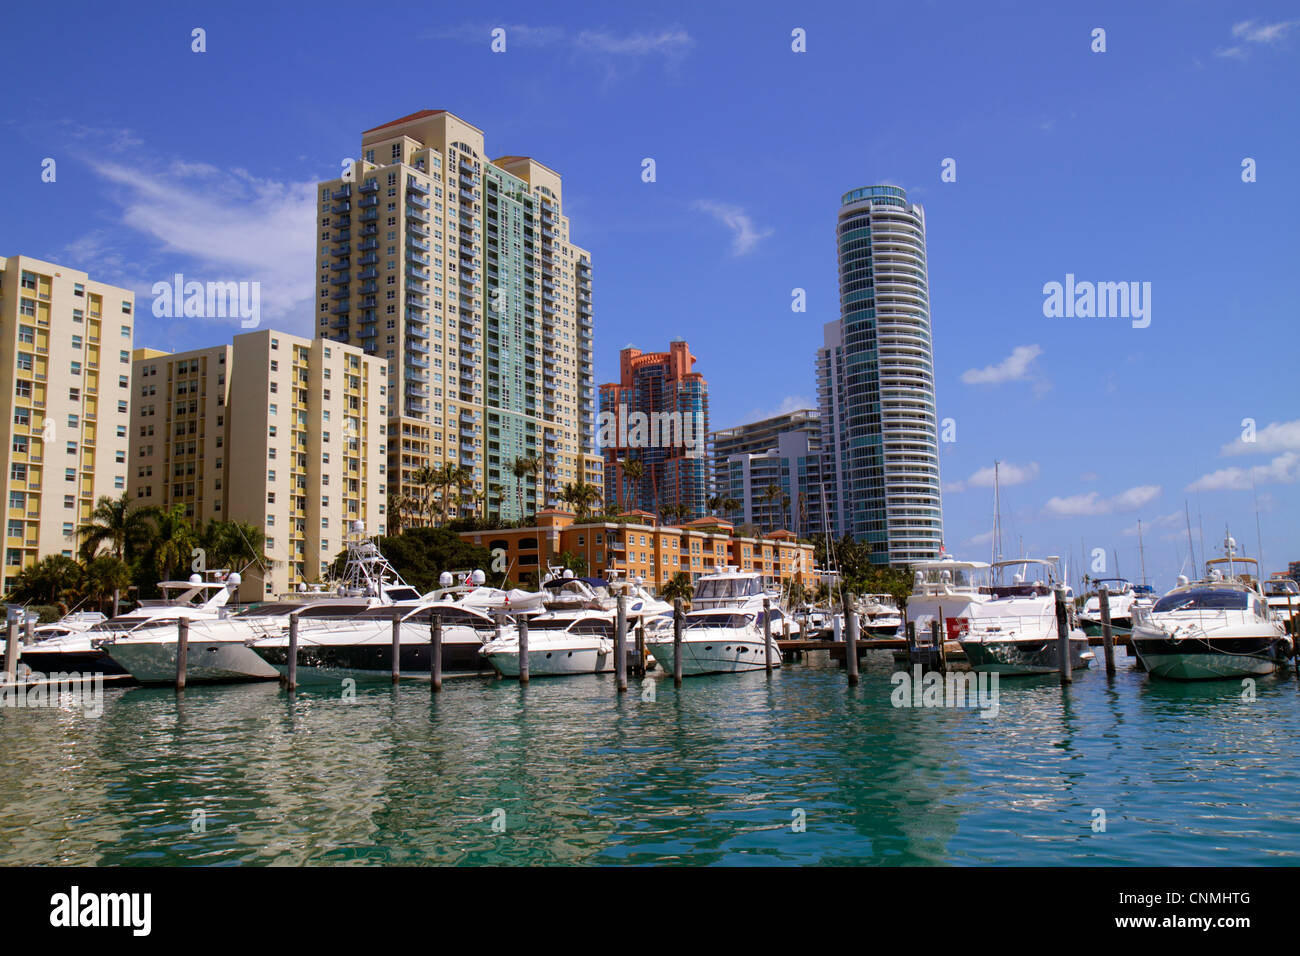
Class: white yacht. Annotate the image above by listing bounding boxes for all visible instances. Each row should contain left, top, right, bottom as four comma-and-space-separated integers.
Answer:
249, 570, 537, 683
21, 573, 241, 677
1130, 536, 1291, 680
959, 558, 1093, 675
31, 610, 107, 640
1077, 578, 1147, 636
645, 568, 785, 675
480, 609, 621, 677
900, 556, 994, 644
103, 522, 421, 685
1262, 575, 1300, 629
858, 593, 903, 637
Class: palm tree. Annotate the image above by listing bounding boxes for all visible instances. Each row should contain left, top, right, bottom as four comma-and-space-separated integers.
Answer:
560, 481, 602, 519
431, 463, 472, 526
411, 464, 439, 527
781, 495, 792, 531
76, 492, 150, 562
386, 490, 410, 535
621, 458, 644, 513
82, 554, 132, 613
7, 555, 83, 605
145, 504, 199, 581
511, 455, 537, 520
196, 519, 266, 573
663, 571, 694, 604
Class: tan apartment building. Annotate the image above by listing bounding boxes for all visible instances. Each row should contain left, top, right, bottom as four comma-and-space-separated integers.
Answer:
315, 110, 601, 525
0, 256, 134, 593
130, 329, 387, 599
459, 510, 815, 592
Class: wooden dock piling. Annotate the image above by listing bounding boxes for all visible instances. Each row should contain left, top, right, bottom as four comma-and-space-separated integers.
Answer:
391, 608, 402, 682
518, 615, 529, 685
844, 593, 859, 686
175, 618, 189, 691
4, 613, 19, 683
672, 597, 684, 686
762, 597, 773, 675
285, 611, 299, 690
430, 614, 442, 692
1098, 585, 1116, 676
1054, 586, 1073, 685
635, 621, 646, 678
930, 619, 946, 675
615, 594, 628, 693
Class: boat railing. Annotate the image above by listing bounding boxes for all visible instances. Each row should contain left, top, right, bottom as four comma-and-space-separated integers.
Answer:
964, 614, 1058, 639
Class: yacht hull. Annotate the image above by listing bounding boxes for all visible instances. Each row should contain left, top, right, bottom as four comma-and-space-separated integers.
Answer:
1080, 617, 1132, 637
646, 637, 779, 676
18, 649, 128, 677
1130, 633, 1286, 680
105, 641, 280, 684
484, 645, 610, 677
962, 636, 1094, 675
253, 640, 493, 683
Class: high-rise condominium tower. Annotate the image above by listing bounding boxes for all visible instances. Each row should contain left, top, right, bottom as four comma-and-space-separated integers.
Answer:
0, 256, 134, 593
315, 111, 600, 525
599, 341, 709, 520
816, 185, 943, 564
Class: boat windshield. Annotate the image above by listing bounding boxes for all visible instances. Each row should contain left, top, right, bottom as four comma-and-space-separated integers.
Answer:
1264, 580, 1299, 597
685, 613, 753, 629
1153, 588, 1248, 613
918, 567, 988, 589
694, 578, 762, 602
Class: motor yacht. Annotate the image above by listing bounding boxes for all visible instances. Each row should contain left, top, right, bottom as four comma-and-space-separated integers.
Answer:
959, 558, 1093, 675
21, 572, 241, 677
645, 567, 784, 675
1130, 536, 1292, 680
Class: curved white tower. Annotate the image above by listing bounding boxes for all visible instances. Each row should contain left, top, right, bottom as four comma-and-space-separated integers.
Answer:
817, 185, 943, 564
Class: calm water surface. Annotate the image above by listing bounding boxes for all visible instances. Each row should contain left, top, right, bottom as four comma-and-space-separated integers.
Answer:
2, 652, 1298, 865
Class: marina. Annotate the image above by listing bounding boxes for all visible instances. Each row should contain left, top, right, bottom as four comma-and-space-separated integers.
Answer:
4, 653, 1300, 866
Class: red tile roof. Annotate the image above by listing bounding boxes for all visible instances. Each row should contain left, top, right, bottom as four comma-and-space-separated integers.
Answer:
363, 110, 445, 134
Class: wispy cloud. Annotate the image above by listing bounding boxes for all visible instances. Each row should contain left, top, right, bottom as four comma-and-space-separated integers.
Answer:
1187, 452, 1300, 492
732, 394, 815, 429
693, 200, 773, 256
946, 461, 1040, 494
960, 344, 1044, 386
1219, 418, 1300, 456
429, 23, 693, 74
1044, 484, 1162, 516
1215, 18, 1300, 59
78, 158, 317, 330
1121, 510, 1183, 536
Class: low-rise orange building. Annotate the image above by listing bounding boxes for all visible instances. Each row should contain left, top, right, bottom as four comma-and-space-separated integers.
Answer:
460, 510, 814, 591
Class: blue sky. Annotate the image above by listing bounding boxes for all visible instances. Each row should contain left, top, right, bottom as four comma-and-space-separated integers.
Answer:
3, 1, 1298, 589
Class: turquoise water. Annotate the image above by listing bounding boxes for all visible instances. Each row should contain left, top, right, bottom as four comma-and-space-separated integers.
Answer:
2, 651, 1299, 866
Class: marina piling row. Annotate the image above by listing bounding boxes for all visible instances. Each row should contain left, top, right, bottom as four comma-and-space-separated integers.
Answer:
615, 594, 628, 693
672, 597, 683, 686
175, 618, 189, 691
518, 615, 529, 685
844, 593, 860, 685
431, 615, 442, 691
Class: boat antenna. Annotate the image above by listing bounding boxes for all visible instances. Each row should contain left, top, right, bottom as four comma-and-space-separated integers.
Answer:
1184, 500, 1197, 575
1197, 504, 1207, 579
1137, 520, 1147, 588
1251, 467, 1265, 574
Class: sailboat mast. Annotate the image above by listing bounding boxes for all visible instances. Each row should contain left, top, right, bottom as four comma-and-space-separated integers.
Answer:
1137, 520, 1147, 587
1251, 468, 1265, 574
1184, 501, 1197, 574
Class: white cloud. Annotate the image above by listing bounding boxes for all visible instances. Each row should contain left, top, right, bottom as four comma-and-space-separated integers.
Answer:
576, 29, 692, 58
1187, 453, 1300, 492
1220, 419, 1300, 456
946, 461, 1040, 494
968, 461, 1039, 488
1044, 484, 1161, 516
966, 530, 994, 547
1121, 510, 1183, 536
693, 200, 773, 256
960, 344, 1043, 386
1079, 471, 1100, 482
1215, 18, 1300, 58
83, 159, 317, 329
730, 395, 815, 430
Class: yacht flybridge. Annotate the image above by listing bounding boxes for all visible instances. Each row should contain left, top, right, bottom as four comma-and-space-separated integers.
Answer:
1130, 535, 1292, 680
959, 558, 1093, 675
645, 567, 786, 675
1077, 578, 1152, 636
901, 557, 993, 643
